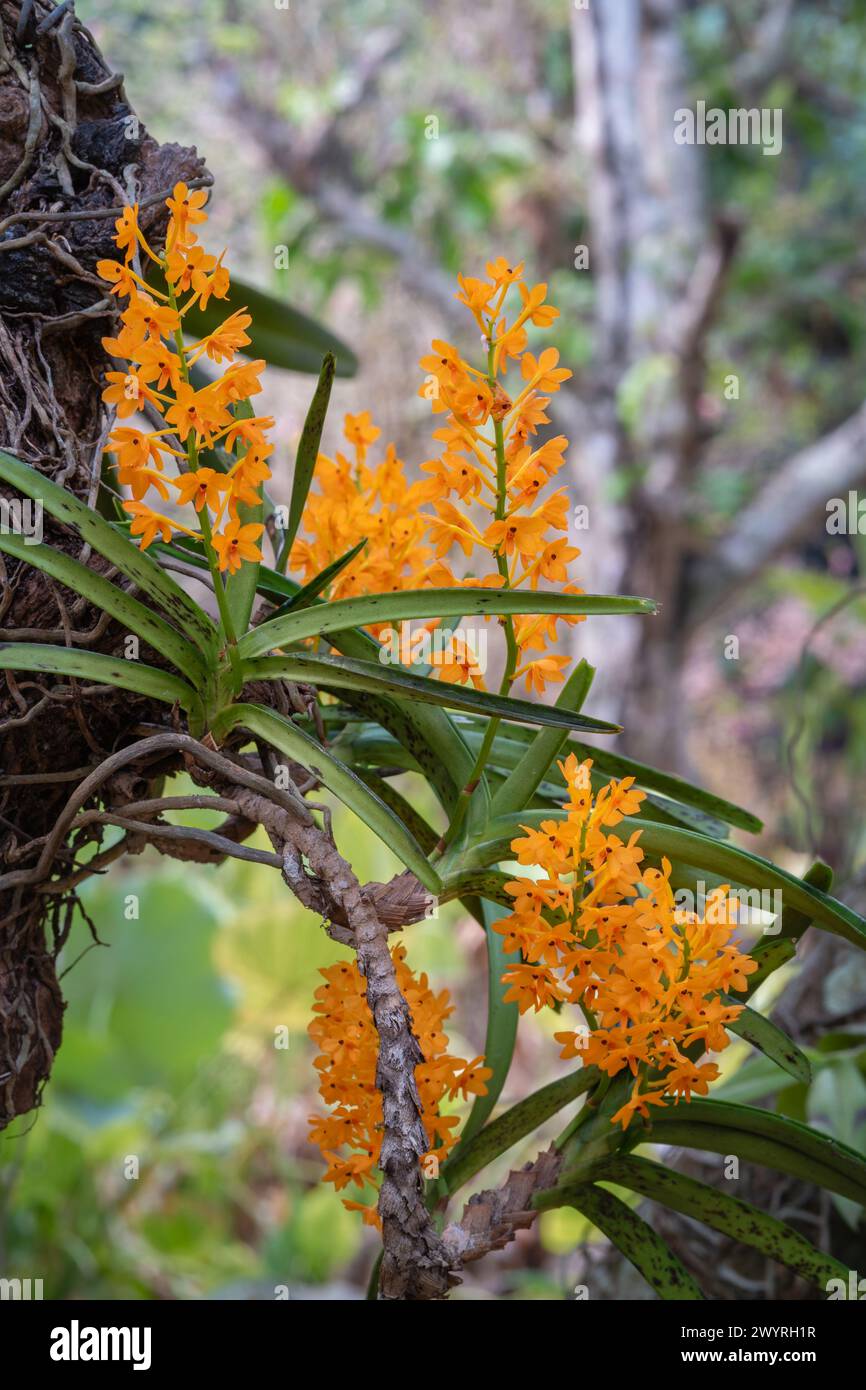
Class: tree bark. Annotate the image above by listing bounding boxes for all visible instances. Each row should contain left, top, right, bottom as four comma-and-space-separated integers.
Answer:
0, 0, 206, 1129
570, 0, 717, 758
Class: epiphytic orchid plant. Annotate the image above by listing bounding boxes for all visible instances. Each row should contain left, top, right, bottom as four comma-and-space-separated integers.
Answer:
1, 187, 865, 1301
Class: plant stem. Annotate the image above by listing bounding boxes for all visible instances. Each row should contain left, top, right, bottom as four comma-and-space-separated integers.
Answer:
432, 336, 518, 857
198, 504, 242, 692
556, 1073, 611, 1148
166, 281, 242, 695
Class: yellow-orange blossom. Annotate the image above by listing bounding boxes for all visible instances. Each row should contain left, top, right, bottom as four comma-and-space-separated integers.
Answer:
494, 755, 756, 1129
306, 262, 755, 1200
98, 184, 270, 572
98, 204, 749, 1193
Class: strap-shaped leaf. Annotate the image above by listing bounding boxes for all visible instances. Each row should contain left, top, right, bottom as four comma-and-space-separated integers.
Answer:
595, 1155, 850, 1293
242, 653, 621, 735
239, 587, 656, 658
728, 1006, 811, 1084
314, 613, 482, 811
441, 868, 513, 909
643, 1098, 866, 1208
490, 660, 595, 817
742, 938, 797, 998
147, 549, 482, 813
336, 687, 477, 814
442, 1067, 600, 1195
184, 278, 357, 377
212, 702, 441, 893
0, 532, 207, 688
152, 539, 469, 799
714, 1053, 806, 1105
0, 642, 204, 721
0, 448, 218, 657
210, 558, 490, 813
353, 770, 439, 853
778, 860, 834, 940
458, 899, 520, 1147
536, 1182, 705, 1299
642, 1118, 866, 1209
277, 353, 336, 570
628, 791, 730, 840
145, 543, 491, 815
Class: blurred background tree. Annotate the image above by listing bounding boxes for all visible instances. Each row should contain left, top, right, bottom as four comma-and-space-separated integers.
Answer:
2, 0, 865, 1298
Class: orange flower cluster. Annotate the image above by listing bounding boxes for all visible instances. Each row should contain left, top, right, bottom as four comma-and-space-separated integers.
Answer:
290, 411, 434, 603
98, 185, 270, 572
415, 259, 584, 694
290, 262, 580, 692
493, 755, 758, 1130
307, 946, 491, 1223
291, 411, 490, 683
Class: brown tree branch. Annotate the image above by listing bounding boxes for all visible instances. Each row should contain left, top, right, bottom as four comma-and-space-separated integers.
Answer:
442, 1145, 563, 1268
692, 399, 866, 625
217, 777, 454, 1300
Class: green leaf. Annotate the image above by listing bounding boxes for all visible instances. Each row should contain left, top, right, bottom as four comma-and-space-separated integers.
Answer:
243, 653, 622, 735
277, 353, 336, 570
490, 661, 595, 817
211, 703, 441, 893
144, 551, 481, 812
440, 869, 514, 910
458, 899, 520, 1147
536, 1182, 705, 1299
742, 938, 797, 998
184, 278, 357, 377
442, 1067, 600, 1195
129, 538, 486, 815
239, 588, 657, 659
728, 1006, 812, 1084
642, 1099, 866, 1208
224, 399, 261, 639
640, 1119, 866, 1209
337, 688, 476, 814
713, 1053, 803, 1105
0, 532, 208, 689
0, 643, 204, 723
638, 792, 730, 840
778, 860, 834, 940
593, 1155, 850, 1293
312, 616, 482, 813
353, 770, 439, 854
219, 567, 485, 814
0, 448, 218, 658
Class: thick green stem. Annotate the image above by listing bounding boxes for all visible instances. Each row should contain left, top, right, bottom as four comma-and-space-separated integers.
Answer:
198, 505, 243, 693
556, 1073, 610, 1148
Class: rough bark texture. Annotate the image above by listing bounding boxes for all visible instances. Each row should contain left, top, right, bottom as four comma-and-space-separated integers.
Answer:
0, 0, 207, 1129
224, 777, 454, 1300
442, 1145, 563, 1267
569, 0, 713, 749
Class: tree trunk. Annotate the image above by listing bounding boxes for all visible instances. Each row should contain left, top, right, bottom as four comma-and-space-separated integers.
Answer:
0, 0, 206, 1129
570, 0, 728, 761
